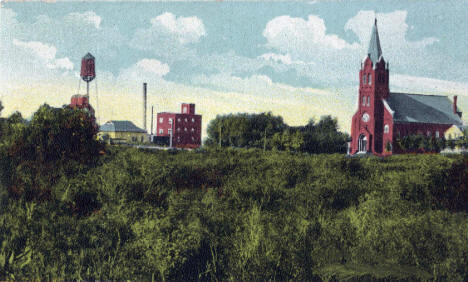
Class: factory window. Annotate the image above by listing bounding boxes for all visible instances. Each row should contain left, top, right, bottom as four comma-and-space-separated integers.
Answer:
191, 128, 195, 132
436, 131, 439, 138
168, 129, 172, 135
183, 107, 187, 114
169, 118, 173, 124
159, 129, 163, 134
384, 124, 389, 134
185, 118, 188, 122
367, 96, 370, 106
177, 128, 180, 132
192, 118, 195, 122
184, 127, 187, 132
191, 136, 195, 141
178, 118, 181, 122
159, 117, 163, 123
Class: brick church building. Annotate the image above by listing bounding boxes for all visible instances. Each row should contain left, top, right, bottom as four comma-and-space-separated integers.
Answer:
350, 20, 463, 156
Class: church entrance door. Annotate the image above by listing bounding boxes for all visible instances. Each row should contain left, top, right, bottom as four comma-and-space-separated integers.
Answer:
358, 134, 367, 153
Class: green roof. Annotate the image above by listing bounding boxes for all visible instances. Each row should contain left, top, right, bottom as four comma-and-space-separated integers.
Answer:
99, 120, 146, 133
385, 93, 463, 125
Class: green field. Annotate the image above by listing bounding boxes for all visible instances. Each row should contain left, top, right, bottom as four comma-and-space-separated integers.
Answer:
1, 147, 468, 281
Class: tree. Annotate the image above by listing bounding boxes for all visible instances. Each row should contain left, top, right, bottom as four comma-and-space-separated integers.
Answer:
0, 104, 104, 200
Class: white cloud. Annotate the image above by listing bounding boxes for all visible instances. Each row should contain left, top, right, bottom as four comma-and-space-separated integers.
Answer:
65, 11, 102, 29
12, 39, 73, 71
136, 59, 170, 76
191, 72, 332, 98
391, 74, 468, 97
260, 53, 293, 65
151, 12, 206, 44
47, 57, 74, 70
13, 39, 56, 61
259, 52, 314, 66
113, 58, 170, 86
344, 10, 438, 54
264, 15, 358, 55
130, 12, 204, 61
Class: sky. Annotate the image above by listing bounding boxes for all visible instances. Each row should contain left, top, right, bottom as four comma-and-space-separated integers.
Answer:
1, 0, 468, 138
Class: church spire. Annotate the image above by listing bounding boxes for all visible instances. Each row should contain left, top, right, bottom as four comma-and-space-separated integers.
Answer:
367, 18, 382, 64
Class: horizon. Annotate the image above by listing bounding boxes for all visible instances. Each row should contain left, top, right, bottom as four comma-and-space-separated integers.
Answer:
1, 1, 468, 136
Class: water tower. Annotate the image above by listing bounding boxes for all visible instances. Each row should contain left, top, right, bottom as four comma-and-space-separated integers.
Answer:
80, 53, 96, 96
70, 53, 98, 123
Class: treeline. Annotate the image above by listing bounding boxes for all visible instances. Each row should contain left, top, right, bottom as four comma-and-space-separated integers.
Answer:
205, 112, 349, 154
1, 103, 468, 280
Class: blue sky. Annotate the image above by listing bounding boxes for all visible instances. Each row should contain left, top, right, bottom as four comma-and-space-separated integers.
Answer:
1, 1, 467, 135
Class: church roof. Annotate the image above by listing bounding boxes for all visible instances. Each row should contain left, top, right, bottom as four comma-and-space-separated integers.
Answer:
99, 120, 146, 133
83, 52, 95, 60
367, 19, 382, 64
385, 93, 463, 126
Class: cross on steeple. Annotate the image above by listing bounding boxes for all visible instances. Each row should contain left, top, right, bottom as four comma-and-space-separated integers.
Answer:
367, 18, 382, 64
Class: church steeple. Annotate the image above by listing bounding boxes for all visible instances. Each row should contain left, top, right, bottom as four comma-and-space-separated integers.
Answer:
367, 18, 382, 64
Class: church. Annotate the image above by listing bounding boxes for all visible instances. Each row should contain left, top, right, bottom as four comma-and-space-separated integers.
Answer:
350, 20, 464, 156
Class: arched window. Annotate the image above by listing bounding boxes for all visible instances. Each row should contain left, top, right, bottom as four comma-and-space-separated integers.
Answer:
367, 96, 370, 106
368, 74, 371, 85
362, 96, 366, 106
384, 124, 389, 134
363, 74, 367, 85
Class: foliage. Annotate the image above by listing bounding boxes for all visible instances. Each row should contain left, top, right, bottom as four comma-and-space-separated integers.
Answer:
1, 103, 468, 280
0, 146, 467, 280
206, 113, 349, 153
394, 134, 445, 153
0, 104, 103, 201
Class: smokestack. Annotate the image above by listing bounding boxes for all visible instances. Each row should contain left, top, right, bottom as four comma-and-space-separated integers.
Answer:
453, 95, 458, 114
143, 83, 147, 132
151, 105, 154, 135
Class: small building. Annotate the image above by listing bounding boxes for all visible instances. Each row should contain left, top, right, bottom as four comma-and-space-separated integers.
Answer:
445, 125, 465, 140
98, 120, 148, 144
156, 103, 202, 148
70, 94, 95, 115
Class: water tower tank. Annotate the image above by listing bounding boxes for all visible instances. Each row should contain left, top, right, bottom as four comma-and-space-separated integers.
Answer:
80, 53, 96, 83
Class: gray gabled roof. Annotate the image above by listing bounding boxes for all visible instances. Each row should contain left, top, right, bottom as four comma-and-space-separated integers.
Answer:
367, 19, 382, 64
385, 93, 463, 126
99, 120, 146, 133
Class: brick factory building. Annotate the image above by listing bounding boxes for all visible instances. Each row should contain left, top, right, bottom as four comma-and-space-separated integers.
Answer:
156, 103, 202, 148
350, 20, 463, 156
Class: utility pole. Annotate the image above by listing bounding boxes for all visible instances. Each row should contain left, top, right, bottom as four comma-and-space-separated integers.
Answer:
169, 118, 173, 148
219, 124, 222, 147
